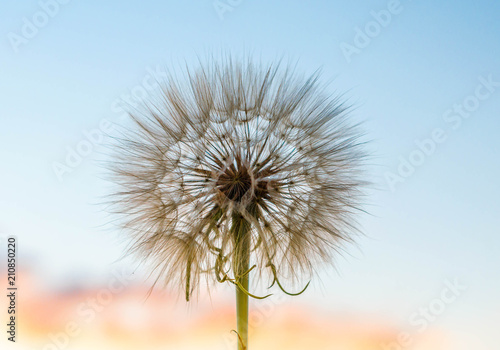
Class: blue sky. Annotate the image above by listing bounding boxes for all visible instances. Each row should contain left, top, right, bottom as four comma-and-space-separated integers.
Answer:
0, 0, 499, 347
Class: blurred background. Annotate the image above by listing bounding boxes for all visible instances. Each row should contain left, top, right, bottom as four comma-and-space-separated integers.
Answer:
0, 0, 499, 349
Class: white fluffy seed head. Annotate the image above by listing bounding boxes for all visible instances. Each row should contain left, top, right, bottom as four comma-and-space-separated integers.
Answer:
107, 57, 368, 300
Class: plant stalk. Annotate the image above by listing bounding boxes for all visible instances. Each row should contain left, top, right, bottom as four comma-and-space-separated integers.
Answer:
233, 212, 251, 350
236, 255, 249, 350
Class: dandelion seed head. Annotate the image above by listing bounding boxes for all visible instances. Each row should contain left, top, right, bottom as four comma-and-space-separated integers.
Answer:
108, 57, 367, 300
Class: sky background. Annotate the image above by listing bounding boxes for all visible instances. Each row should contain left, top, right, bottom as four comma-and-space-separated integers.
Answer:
0, 0, 499, 349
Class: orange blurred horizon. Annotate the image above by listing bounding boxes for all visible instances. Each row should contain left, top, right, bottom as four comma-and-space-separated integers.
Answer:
0, 268, 450, 350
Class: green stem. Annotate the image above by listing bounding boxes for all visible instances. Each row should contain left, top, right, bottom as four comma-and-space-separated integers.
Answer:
232, 211, 251, 350
236, 259, 249, 350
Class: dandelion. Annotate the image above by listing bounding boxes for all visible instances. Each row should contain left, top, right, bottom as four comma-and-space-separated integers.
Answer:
108, 57, 367, 349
